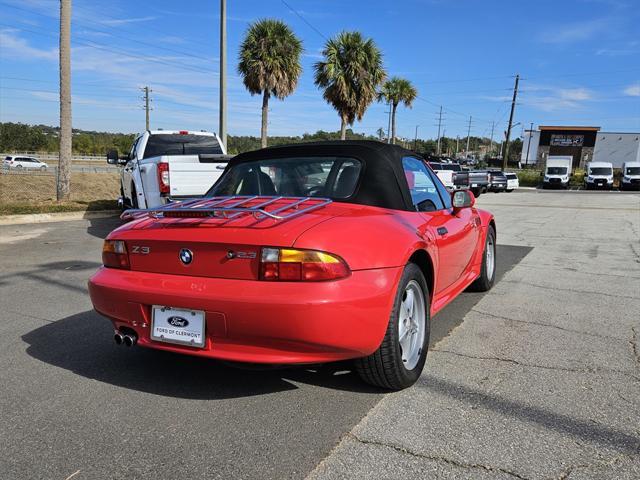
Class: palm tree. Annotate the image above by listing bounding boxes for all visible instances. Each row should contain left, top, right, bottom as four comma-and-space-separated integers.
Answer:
314, 31, 386, 140
238, 19, 303, 148
377, 77, 418, 145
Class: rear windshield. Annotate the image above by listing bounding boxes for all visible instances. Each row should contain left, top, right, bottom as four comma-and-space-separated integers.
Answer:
589, 167, 612, 175
207, 156, 362, 199
625, 167, 640, 175
143, 134, 223, 158
505, 173, 517, 179
547, 167, 567, 175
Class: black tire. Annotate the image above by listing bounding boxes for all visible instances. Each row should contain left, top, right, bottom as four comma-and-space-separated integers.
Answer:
355, 263, 430, 390
468, 226, 496, 292
471, 188, 481, 197
506, 189, 513, 193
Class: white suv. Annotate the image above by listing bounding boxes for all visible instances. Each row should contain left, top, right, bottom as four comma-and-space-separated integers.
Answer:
3, 156, 49, 170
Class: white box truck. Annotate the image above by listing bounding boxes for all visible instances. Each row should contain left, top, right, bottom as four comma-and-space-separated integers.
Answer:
542, 156, 572, 189
584, 162, 614, 190
620, 161, 640, 191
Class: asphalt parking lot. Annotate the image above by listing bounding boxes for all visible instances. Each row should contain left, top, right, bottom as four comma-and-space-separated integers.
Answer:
1, 190, 639, 479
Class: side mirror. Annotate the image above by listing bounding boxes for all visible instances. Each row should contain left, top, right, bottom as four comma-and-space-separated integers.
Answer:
106, 149, 119, 165
452, 190, 475, 214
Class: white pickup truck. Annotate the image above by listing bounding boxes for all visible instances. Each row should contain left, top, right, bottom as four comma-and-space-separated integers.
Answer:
107, 130, 230, 209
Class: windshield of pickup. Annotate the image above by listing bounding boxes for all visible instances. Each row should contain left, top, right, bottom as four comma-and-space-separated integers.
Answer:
143, 134, 223, 158
440, 164, 461, 171
547, 167, 568, 175
589, 167, 612, 175
207, 156, 362, 199
625, 167, 640, 175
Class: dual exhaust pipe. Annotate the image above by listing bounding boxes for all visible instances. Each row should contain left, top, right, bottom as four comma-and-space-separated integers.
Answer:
114, 331, 137, 347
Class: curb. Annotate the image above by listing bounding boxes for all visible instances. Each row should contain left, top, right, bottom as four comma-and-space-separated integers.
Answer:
0, 210, 120, 226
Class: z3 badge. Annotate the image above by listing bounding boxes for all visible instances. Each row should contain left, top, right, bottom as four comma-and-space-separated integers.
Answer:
131, 246, 150, 254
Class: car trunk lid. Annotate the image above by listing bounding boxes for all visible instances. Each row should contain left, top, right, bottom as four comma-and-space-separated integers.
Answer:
112, 197, 357, 280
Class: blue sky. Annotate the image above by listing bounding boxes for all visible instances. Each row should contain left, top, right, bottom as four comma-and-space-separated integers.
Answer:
0, 0, 639, 140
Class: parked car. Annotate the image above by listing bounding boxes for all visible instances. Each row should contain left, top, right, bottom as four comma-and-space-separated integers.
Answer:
542, 156, 572, 189
107, 130, 231, 209
467, 170, 490, 197
89, 141, 497, 391
487, 170, 507, 192
505, 172, 519, 192
619, 161, 640, 191
3, 155, 48, 170
584, 162, 614, 190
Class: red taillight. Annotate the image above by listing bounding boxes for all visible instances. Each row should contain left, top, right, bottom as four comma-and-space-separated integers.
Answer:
259, 248, 350, 281
102, 240, 129, 269
178, 130, 189, 135
157, 162, 170, 194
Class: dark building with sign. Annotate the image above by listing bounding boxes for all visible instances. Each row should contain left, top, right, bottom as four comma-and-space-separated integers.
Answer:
522, 126, 640, 170
536, 126, 599, 170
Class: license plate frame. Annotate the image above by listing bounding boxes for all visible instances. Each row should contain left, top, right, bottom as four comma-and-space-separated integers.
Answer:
151, 306, 206, 348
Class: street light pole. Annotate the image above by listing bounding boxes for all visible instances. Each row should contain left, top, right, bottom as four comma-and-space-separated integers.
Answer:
413, 125, 419, 151
525, 122, 534, 166
219, 0, 227, 150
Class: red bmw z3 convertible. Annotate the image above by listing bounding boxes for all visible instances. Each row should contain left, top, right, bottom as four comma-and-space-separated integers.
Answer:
89, 141, 496, 390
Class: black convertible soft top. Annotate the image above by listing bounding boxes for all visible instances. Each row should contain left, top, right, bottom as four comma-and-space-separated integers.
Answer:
220, 140, 418, 211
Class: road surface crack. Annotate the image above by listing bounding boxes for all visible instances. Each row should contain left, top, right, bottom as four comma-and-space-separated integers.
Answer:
554, 452, 639, 479
631, 327, 640, 369
471, 308, 621, 342
500, 279, 639, 300
347, 433, 530, 479
432, 349, 640, 382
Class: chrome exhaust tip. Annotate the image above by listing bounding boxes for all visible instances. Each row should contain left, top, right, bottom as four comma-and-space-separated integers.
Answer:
123, 334, 137, 347
114, 332, 124, 345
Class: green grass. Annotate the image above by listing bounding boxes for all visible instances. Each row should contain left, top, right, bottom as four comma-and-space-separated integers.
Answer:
0, 200, 118, 216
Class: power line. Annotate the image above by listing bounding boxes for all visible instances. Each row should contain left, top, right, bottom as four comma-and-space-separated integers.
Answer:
0, 22, 216, 75
0, 1, 217, 65
280, 0, 328, 41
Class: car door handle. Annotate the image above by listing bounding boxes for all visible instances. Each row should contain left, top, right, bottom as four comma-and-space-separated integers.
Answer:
437, 227, 448, 236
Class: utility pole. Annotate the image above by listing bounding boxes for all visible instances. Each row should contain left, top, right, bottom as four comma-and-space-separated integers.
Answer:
456, 136, 459, 155
525, 122, 534, 166
57, 0, 72, 201
489, 121, 495, 158
436, 106, 443, 155
141, 86, 152, 130
219, 0, 227, 150
465, 116, 472, 154
502, 74, 520, 171
413, 125, 419, 151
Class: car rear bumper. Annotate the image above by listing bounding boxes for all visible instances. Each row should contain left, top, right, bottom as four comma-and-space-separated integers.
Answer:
88, 266, 402, 364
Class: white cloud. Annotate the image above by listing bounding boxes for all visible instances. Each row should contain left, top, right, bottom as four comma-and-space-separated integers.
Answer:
100, 16, 157, 26
623, 84, 640, 96
559, 88, 592, 101
0, 29, 57, 61
538, 18, 611, 44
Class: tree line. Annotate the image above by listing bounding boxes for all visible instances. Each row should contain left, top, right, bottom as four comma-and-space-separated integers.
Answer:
1, 122, 522, 160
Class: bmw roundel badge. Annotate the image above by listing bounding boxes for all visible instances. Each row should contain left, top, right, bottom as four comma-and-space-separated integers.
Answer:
179, 248, 193, 265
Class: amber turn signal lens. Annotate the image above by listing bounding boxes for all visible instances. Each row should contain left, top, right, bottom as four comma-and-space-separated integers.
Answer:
102, 240, 130, 269
260, 247, 349, 281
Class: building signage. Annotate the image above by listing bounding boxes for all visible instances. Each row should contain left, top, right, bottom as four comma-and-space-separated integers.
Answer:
551, 134, 584, 146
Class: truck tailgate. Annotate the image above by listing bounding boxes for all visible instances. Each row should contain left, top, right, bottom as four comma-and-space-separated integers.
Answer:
168, 159, 227, 197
